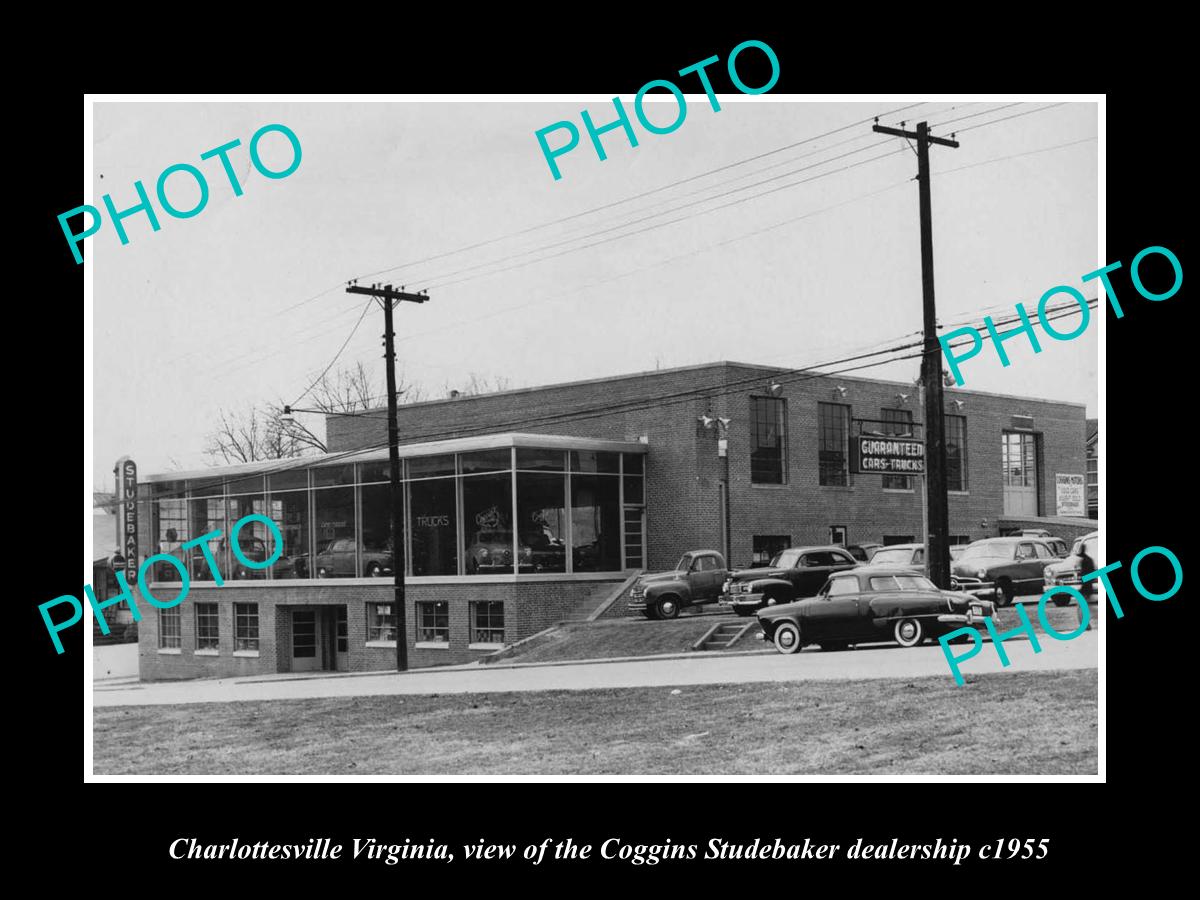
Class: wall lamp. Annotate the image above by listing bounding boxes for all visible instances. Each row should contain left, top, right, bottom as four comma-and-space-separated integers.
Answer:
832, 385, 848, 399
767, 382, 783, 397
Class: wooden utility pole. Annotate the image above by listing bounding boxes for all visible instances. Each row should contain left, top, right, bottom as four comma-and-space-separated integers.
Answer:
345, 282, 429, 671
872, 119, 959, 589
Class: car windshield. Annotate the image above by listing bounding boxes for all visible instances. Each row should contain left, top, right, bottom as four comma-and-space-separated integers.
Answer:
960, 541, 1012, 560
676, 554, 692, 571
870, 548, 913, 564
770, 549, 803, 568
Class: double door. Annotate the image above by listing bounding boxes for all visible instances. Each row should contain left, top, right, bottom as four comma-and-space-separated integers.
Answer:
290, 607, 349, 672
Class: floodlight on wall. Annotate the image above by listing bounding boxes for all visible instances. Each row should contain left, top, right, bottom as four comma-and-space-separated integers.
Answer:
950, 399, 966, 410
895, 392, 910, 405
832, 385, 848, 399
698, 415, 715, 428
767, 382, 783, 397
717, 417, 731, 430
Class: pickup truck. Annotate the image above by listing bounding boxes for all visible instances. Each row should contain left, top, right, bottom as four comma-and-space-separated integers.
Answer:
720, 546, 859, 615
628, 550, 728, 619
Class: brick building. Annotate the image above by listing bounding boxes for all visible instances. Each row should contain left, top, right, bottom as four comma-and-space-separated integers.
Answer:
134, 361, 1088, 680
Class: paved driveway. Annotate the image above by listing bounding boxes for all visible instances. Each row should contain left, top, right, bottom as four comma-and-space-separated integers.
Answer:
93, 631, 1097, 708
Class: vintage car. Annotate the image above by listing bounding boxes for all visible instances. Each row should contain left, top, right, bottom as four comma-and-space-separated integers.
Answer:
628, 550, 728, 619
951, 536, 1059, 606
190, 534, 273, 580
312, 538, 394, 577
721, 546, 858, 616
866, 542, 965, 589
1015, 529, 1070, 558
1043, 531, 1099, 603
465, 531, 534, 573
756, 566, 996, 654
846, 542, 883, 563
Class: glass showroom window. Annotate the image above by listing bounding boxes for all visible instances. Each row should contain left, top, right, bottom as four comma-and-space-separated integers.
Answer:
153, 486, 188, 582
234, 603, 259, 652
410, 454, 458, 576
312, 465, 356, 578
366, 602, 397, 643
516, 471, 567, 573
471, 601, 505, 644
227, 475, 268, 581
188, 478, 227, 582
268, 468, 310, 579
159, 606, 181, 649
750, 396, 787, 484
358, 461, 395, 579
463, 454, 515, 575
572, 474, 621, 571
195, 602, 219, 651
417, 601, 450, 644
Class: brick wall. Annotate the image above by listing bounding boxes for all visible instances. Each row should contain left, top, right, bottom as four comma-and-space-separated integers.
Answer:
326, 361, 1087, 573
135, 579, 620, 681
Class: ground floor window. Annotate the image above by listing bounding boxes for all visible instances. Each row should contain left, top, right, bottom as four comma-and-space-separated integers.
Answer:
159, 607, 181, 649
752, 535, 791, 566
470, 601, 505, 644
194, 603, 219, 650
234, 603, 259, 651
417, 601, 450, 644
366, 602, 396, 642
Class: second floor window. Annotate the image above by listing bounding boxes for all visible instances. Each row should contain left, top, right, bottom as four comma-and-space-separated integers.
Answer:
749, 397, 786, 484
818, 402, 851, 486
945, 414, 967, 491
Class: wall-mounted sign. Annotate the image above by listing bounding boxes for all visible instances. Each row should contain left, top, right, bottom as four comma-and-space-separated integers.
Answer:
853, 437, 926, 475
1055, 473, 1086, 517
115, 457, 138, 585
416, 515, 450, 528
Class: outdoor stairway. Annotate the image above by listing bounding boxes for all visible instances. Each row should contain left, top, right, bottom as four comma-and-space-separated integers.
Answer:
693, 620, 757, 652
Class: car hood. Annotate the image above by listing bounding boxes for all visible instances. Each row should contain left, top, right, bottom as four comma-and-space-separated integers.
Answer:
637, 569, 686, 585
730, 566, 787, 582
1044, 555, 1081, 577
952, 556, 1010, 573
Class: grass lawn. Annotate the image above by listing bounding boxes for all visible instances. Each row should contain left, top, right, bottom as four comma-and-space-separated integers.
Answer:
94, 669, 1097, 776
491, 601, 1098, 666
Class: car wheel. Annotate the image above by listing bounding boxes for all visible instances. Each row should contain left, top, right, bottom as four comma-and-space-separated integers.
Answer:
893, 617, 924, 648
365, 562, 383, 577
996, 578, 1015, 607
821, 640, 849, 652
773, 621, 802, 655
316, 567, 329, 579
655, 596, 681, 620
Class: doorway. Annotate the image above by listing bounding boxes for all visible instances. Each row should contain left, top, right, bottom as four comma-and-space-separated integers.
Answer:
1002, 431, 1039, 516
291, 609, 320, 672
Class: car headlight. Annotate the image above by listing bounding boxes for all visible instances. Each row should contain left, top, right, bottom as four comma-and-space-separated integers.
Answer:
976, 569, 988, 578
480, 548, 490, 559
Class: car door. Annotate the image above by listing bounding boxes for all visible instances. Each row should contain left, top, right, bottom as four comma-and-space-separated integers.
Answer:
691, 554, 726, 601
797, 551, 836, 596
804, 574, 864, 639
1013, 542, 1043, 593
333, 538, 356, 576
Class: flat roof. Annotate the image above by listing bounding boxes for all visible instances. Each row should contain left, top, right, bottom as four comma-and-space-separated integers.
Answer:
345, 359, 1088, 415
144, 432, 647, 483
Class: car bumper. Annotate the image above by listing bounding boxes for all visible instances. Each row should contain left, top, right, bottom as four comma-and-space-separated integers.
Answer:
628, 595, 647, 612
719, 592, 765, 609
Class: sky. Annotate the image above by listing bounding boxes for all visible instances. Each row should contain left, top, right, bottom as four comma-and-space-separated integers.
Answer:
90, 98, 1098, 487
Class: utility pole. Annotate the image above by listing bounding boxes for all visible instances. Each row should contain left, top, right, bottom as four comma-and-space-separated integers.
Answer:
872, 119, 959, 589
346, 282, 429, 671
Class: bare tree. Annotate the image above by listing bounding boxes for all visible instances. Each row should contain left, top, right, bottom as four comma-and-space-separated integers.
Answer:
203, 364, 427, 463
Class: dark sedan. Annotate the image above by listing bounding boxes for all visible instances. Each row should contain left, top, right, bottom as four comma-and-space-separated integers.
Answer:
756, 566, 996, 654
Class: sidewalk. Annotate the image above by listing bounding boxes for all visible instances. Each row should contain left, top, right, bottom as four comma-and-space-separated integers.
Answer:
92, 631, 1097, 708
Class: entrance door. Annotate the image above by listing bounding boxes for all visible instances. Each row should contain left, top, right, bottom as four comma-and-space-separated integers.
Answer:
1002, 432, 1039, 516
292, 609, 320, 672
335, 607, 348, 671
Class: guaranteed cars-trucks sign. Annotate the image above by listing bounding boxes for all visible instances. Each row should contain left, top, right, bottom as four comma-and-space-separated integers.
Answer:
853, 437, 926, 474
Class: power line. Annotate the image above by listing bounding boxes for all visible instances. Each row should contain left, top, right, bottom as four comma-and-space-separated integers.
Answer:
287, 298, 375, 408
951, 102, 1068, 135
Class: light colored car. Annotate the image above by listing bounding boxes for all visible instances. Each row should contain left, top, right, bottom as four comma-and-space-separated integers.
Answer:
1043, 531, 1099, 604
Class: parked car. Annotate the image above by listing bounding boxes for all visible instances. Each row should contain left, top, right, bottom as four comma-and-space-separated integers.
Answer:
949, 545, 966, 561
867, 543, 965, 589
846, 542, 883, 562
522, 529, 566, 572
191, 534, 273, 580
951, 536, 1059, 606
628, 550, 728, 619
1015, 529, 1070, 557
721, 546, 858, 616
465, 531, 533, 573
757, 566, 996, 654
312, 538, 394, 577
1043, 531, 1099, 604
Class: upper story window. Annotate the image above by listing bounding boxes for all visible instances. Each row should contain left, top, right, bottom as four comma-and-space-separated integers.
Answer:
749, 397, 787, 484
818, 402, 851, 486
945, 414, 968, 492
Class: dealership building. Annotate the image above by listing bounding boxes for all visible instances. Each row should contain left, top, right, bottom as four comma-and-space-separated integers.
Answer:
133, 361, 1091, 680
